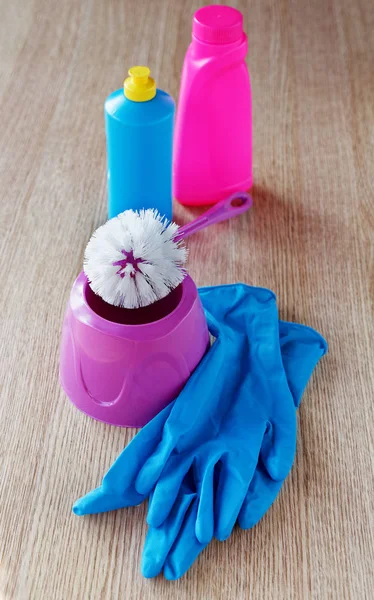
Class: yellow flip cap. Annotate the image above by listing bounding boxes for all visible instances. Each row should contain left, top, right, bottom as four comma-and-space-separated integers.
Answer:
124, 66, 156, 102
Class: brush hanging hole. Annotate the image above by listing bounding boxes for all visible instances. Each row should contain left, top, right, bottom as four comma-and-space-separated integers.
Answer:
230, 195, 248, 208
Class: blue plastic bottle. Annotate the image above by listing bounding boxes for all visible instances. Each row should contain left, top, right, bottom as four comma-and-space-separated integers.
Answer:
105, 66, 175, 220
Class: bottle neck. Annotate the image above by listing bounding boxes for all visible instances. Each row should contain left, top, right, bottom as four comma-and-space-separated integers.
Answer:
190, 33, 247, 59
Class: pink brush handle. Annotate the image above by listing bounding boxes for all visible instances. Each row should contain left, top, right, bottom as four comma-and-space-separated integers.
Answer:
175, 192, 253, 242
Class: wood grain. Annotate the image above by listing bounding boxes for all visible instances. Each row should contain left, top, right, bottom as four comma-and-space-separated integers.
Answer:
0, 0, 373, 598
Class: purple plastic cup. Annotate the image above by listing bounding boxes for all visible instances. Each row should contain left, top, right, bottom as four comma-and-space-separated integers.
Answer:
59, 272, 209, 427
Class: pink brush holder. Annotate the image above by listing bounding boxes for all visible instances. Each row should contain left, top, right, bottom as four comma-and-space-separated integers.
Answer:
60, 272, 209, 427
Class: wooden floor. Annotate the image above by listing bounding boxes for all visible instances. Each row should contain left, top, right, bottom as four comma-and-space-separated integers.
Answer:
1, 0, 373, 598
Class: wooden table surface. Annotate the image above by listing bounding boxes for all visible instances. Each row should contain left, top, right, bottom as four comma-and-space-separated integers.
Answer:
1, 0, 373, 598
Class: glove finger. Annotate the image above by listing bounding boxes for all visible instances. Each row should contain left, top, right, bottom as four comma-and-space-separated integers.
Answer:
72, 483, 144, 516
237, 462, 283, 529
260, 409, 296, 481
195, 456, 220, 544
213, 469, 251, 541
135, 437, 175, 497
142, 481, 196, 578
163, 497, 208, 580
278, 321, 327, 407
102, 401, 172, 494
135, 395, 194, 496
213, 419, 266, 541
214, 454, 261, 541
146, 454, 193, 528
73, 401, 171, 516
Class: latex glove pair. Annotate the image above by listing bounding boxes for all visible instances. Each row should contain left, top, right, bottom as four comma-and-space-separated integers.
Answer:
73, 284, 327, 579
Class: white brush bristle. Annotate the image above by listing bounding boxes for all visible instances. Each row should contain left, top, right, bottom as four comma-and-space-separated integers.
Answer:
84, 209, 188, 309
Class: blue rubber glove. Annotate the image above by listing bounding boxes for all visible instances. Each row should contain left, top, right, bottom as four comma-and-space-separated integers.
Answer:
74, 284, 282, 530
73, 285, 326, 543
141, 320, 327, 579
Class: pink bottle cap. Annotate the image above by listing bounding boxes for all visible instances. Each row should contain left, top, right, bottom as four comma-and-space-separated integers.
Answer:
193, 5, 243, 45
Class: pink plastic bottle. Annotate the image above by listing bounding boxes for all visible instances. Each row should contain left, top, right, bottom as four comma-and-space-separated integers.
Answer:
173, 5, 252, 206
